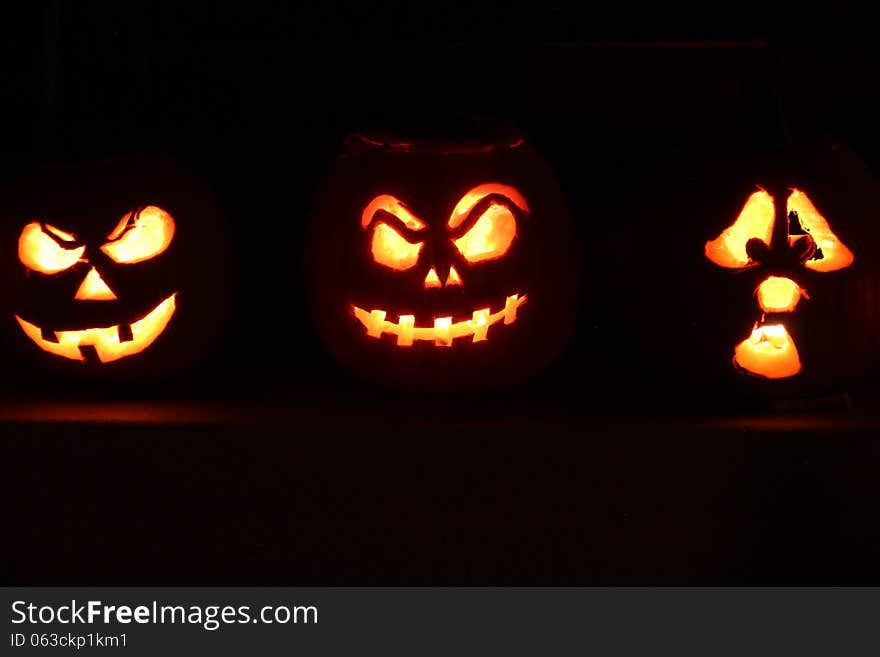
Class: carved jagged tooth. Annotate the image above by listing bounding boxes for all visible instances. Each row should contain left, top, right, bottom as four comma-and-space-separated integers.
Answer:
118, 323, 134, 343
397, 315, 415, 347
503, 295, 519, 324
78, 344, 101, 365
471, 308, 490, 342
367, 309, 386, 338
434, 317, 452, 347
40, 327, 60, 344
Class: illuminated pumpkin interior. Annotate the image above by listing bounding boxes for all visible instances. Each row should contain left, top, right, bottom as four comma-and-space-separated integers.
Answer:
706, 188, 854, 379
448, 183, 529, 229
453, 204, 517, 263
18, 222, 86, 274
15, 206, 179, 363
364, 184, 529, 271
74, 267, 118, 301
16, 294, 176, 363
450, 183, 528, 264
733, 323, 802, 379
756, 276, 805, 314
356, 184, 530, 347
704, 190, 774, 268
353, 294, 526, 347
371, 222, 422, 270
361, 195, 426, 230
102, 205, 176, 264
424, 266, 463, 288
787, 189, 854, 272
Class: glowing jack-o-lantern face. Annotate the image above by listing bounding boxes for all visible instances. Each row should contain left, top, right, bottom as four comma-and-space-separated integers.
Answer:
307, 125, 575, 391
353, 183, 530, 347
0, 153, 229, 385
13, 206, 178, 363
705, 187, 854, 379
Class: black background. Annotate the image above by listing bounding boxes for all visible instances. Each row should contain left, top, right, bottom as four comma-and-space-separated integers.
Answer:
4, 2, 880, 584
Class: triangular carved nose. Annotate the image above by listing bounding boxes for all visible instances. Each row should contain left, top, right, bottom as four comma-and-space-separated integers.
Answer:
75, 267, 117, 301
424, 265, 463, 288
424, 267, 442, 288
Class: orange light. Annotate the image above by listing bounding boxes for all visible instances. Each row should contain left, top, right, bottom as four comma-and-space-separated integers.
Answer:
788, 189, 854, 272
705, 190, 774, 268
424, 266, 463, 288
733, 323, 802, 379
74, 267, 117, 301
448, 183, 529, 229
16, 294, 177, 363
18, 222, 85, 274
756, 276, 805, 313
353, 293, 527, 347
424, 267, 442, 288
44, 225, 77, 242
453, 204, 517, 263
371, 223, 422, 270
361, 195, 426, 230
433, 316, 453, 347
102, 206, 176, 264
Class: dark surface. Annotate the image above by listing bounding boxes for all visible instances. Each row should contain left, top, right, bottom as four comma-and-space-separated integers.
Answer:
4, 4, 880, 584
4, 402, 880, 585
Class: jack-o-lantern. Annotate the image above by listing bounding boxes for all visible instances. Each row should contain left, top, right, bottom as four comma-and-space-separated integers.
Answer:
705, 186, 854, 380
307, 121, 575, 390
14, 205, 177, 364
0, 153, 229, 387
663, 137, 880, 402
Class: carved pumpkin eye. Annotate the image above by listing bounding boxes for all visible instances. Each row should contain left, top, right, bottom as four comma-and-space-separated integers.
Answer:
453, 204, 517, 263
371, 223, 422, 270
101, 205, 176, 264
704, 189, 775, 268
449, 183, 529, 263
362, 195, 426, 270
18, 222, 85, 274
787, 189, 854, 272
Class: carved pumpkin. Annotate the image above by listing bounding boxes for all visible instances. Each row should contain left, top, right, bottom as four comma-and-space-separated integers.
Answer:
705, 186, 854, 379
0, 153, 229, 384
633, 136, 880, 402
14, 205, 177, 363
307, 121, 575, 390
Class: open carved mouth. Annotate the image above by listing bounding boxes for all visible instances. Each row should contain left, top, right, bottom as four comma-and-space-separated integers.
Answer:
15, 293, 177, 363
353, 293, 526, 347
733, 322, 802, 379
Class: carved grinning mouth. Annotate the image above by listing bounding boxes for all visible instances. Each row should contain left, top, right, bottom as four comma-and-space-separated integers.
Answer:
15, 293, 177, 363
353, 293, 526, 347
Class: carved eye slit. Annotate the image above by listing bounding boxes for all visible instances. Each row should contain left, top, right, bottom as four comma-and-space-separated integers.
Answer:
704, 190, 775, 268
449, 183, 529, 263
454, 204, 517, 263
361, 195, 426, 230
102, 205, 176, 264
371, 223, 423, 270
362, 195, 426, 270
18, 222, 85, 274
787, 189, 854, 272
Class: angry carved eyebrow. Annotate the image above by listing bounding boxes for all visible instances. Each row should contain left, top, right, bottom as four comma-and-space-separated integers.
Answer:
361, 195, 427, 230
447, 183, 529, 230
41, 222, 79, 244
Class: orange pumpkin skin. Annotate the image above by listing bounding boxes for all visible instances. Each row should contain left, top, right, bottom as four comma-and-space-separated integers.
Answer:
631, 137, 880, 404
307, 124, 576, 390
0, 153, 231, 388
